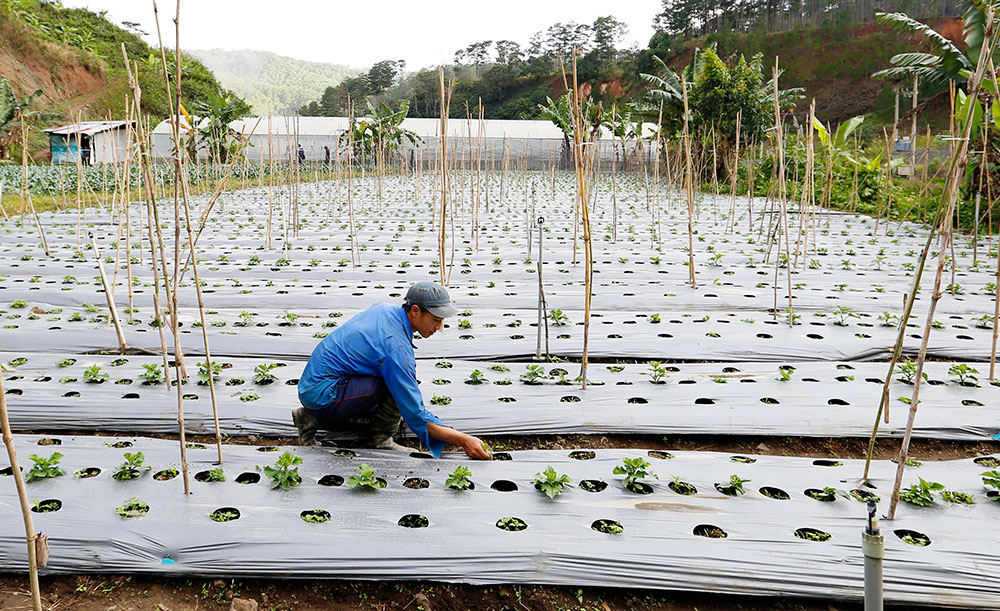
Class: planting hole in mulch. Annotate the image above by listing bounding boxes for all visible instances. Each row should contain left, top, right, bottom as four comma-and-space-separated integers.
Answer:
153, 468, 178, 481
332, 449, 356, 457
256, 446, 279, 453
194, 469, 225, 482
236, 472, 261, 484
1, 466, 22, 476
108, 441, 133, 448
730, 455, 756, 463
760, 486, 791, 500
300, 509, 331, 524
714, 483, 741, 497
30, 499, 61, 513
804, 488, 837, 502
115, 498, 149, 519
492, 452, 512, 461
851, 489, 881, 503
591, 519, 623, 534
648, 450, 674, 460
794, 527, 831, 542
74, 467, 100, 478
570, 451, 595, 460
398, 514, 429, 528
895, 529, 931, 547
628, 397, 648, 404
560, 395, 581, 403
693, 524, 727, 538
579, 479, 607, 492
123, 393, 140, 399
974, 456, 1000, 467
36, 438, 61, 446
987, 491, 999, 501
812, 459, 842, 467
409, 452, 434, 459
495, 517, 527, 531
491, 480, 518, 492
403, 477, 429, 489
760, 397, 779, 404
210, 507, 240, 523
318, 474, 344, 487
625, 481, 654, 495
669, 480, 697, 495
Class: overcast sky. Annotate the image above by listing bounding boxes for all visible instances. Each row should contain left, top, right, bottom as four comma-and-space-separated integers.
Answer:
62, 1, 661, 70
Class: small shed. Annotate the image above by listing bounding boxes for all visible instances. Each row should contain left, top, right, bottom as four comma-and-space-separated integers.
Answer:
44, 121, 133, 165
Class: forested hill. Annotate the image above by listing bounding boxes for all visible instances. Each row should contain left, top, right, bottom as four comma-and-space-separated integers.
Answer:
298, 14, 962, 128
188, 49, 358, 114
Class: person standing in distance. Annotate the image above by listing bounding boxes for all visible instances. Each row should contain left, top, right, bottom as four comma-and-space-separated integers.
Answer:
293, 282, 491, 459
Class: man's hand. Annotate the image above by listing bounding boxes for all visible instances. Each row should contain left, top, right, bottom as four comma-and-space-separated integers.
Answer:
460, 434, 492, 460
427, 423, 492, 459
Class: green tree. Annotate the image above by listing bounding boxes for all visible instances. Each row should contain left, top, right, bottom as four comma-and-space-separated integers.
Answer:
366, 60, 405, 96
192, 88, 252, 163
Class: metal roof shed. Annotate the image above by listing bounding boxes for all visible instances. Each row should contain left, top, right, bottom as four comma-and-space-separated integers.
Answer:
43, 121, 133, 165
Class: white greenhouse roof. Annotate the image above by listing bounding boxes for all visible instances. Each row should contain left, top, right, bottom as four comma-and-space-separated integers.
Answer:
44, 121, 133, 136
151, 116, 633, 141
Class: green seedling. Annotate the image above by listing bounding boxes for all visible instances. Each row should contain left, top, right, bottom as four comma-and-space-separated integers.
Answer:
253, 363, 280, 384
520, 364, 547, 384
83, 364, 109, 384
200, 468, 226, 482
278, 309, 299, 325
25, 452, 64, 482
264, 451, 302, 490
445, 465, 474, 491
116, 497, 149, 519
614, 457, 657, 492
56, 358, 76, 368
533, 466, 571, 499
489, 364, 510, 372
776, 366, 793, 382
465, 369, 487, 385
982, 470, 1000, 495
641, 361, 667, 384
210, 509, 239, 522
895, 358, 926, 385
899, 477, 944, 507
112, 451, 149, 481
940, 490, 975, 505
948, 363, 979, 387
345, 463, 385, 490
717, 474, 750, 496
547, 309, 569, 326
197, 360, 223, 384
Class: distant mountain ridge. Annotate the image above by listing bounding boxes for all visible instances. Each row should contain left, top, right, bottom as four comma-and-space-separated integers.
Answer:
188, 49, 358, 114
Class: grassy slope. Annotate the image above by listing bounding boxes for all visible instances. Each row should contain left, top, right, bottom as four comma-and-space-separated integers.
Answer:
188, 49, 358, 115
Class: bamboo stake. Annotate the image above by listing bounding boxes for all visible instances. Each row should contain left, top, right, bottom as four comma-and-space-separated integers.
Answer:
681, 74, 696, 288
0, 373, 44, 611
152, 0, 190, 495
569, 50, 593, 390
773, 59, 794, 325
90, 232, 128, 353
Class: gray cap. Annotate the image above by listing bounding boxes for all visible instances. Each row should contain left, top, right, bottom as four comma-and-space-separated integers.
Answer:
405, 281, 458, 318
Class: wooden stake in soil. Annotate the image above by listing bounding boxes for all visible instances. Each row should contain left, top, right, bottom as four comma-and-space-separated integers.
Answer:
90, 232, 129, 354
0, 373, 44, 611
681, 73, 697, 288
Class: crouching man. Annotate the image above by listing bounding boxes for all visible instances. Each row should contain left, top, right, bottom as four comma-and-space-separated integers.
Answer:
293, 281, 491, 459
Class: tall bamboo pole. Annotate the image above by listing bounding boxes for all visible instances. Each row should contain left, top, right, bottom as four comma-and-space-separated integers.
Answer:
886, 8, 997, 519
681, 74, 696, 287
0, 374, 43, 611
569, 50, 594, 389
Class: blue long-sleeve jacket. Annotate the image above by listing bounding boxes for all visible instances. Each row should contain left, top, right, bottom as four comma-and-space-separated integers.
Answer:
298, 303, 445, 457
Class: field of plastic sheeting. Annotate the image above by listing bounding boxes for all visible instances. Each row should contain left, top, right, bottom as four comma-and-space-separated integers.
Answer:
1, 435, 998, 607
2, 353, 998, 440
1, 170, 998, 605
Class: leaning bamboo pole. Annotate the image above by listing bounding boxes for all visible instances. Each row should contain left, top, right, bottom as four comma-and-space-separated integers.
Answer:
437, 67, 452, 286
121, 45, 173, 389
0, 372, 44, 611
773, 60, 794, 326
885, 9, 997, 517
152, 0, 190, 495
569, 51, 594, 390
681, 74, 697, 287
